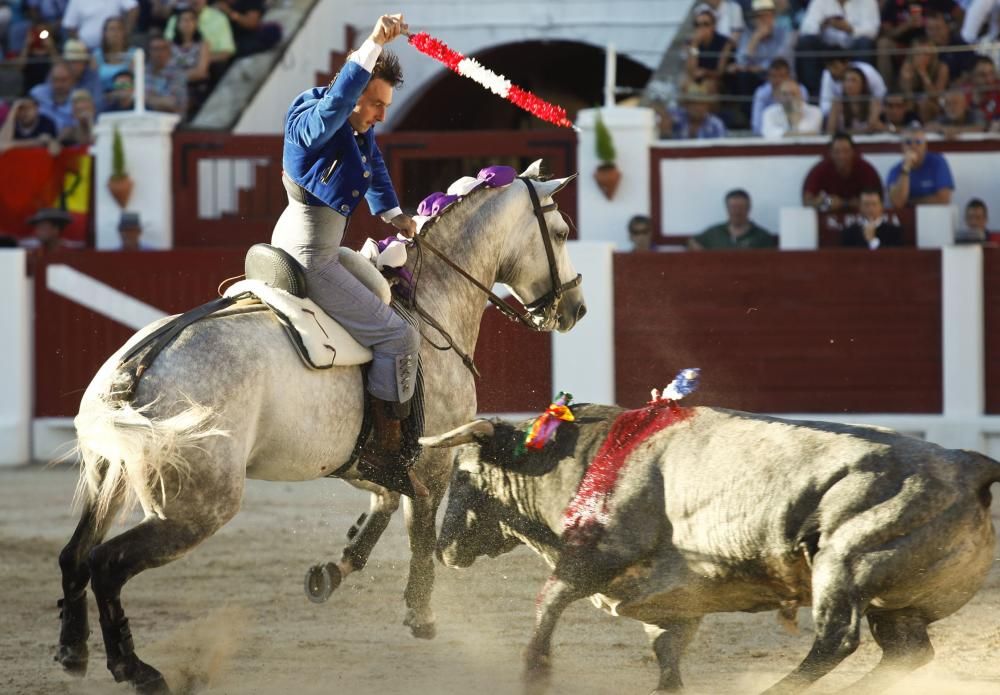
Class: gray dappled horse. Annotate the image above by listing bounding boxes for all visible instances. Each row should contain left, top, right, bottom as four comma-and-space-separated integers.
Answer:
55, 161, 585, 694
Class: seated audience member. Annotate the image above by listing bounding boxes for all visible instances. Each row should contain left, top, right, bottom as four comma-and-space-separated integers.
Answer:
966, 56, 1000, 127
21, 207, 71, 252
761, 78, 824, 137
826, 66, 883, 133
0, 96, 59, 151
58, 88, 95, 145
169, 5, 211, 117
19, 21, 59, 93
664, 81, 728, 139
137, 0, 177, 34
881, 92, 921, 132
795, 0, 880, 93
727, 0, 793, 125
895, 37, 950, 123
216, 0, 280, 58
25, 0, 69, 27
685, 4, 734, 90
802, 132, 883, 212
93, 16, 136, 94
751, 57, 808, 134
29, 60, 75, 131
627, 215, 657, 252
165, 0, 235, 82
103, 69, 135, 112
841, 189, 904, 248
689, 189, 778, 249
955, 198, 995, 243
118, 211, 147, 250
702, 0, 746, 40
145, 34, 187, 115
886, 125, 954, 208
819, 49, 887, 116
961, 0, 1000, 47
925, 10, 976, 82
928, 87, 986, 136
61, 39, 104, 111
878, 0, 958, 82
61, 0, 138, 51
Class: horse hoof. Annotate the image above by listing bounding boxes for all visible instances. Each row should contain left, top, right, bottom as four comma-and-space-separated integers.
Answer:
54, 642, 88, 677
134, 666, 170, 694
403, 613, 436, 640
305, 562, 342, 604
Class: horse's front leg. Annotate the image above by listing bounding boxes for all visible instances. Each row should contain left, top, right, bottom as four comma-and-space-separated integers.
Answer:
401, 475, 445, 639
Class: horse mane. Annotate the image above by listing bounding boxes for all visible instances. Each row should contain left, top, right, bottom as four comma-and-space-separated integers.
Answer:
418, 171, 543, 237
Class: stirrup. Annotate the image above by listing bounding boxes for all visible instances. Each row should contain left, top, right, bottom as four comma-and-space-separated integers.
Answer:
357, 457, 417, 498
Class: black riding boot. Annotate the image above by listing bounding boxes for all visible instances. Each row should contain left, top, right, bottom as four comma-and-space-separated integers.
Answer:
358, 397, 428, 499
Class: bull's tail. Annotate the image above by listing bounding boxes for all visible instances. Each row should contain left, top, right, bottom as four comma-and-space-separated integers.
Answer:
73, 397, 228, 526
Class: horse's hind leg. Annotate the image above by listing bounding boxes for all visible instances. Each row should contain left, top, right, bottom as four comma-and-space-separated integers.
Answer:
56, 460, 122, 676
836, 611, 933, 693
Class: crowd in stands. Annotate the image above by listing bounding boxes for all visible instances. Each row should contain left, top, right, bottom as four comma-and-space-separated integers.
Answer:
661, 0, 1000, 138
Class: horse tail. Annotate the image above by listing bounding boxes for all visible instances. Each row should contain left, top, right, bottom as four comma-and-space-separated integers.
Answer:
73, 398, 228, 525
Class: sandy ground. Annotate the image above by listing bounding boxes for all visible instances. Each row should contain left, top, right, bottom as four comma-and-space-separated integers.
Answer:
3, 464, 1000, 695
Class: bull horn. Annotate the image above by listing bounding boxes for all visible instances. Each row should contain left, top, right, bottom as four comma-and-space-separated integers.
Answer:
419, 420, 495, 448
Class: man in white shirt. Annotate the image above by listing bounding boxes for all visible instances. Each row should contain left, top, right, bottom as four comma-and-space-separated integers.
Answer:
795, 0, 880, 93
61, 0, 138, 51
961, 0, 1000, 45
761, 79, 824, 137
818, 50, 886, 115
751, 57, 810, 134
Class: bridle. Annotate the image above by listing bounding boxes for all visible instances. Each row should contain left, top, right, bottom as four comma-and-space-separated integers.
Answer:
414, 177, 582, 332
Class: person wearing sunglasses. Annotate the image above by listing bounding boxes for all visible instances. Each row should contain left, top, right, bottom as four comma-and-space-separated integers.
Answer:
685, 5, 734, 89
886, 125, 954, 209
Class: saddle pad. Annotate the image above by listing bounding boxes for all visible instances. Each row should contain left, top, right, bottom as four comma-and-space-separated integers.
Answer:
224, 279, 373, 368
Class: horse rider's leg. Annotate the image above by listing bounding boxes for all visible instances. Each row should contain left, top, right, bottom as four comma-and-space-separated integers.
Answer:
401, 471, 447, 639
88, 489, 242, 693
56, 458, 123, 677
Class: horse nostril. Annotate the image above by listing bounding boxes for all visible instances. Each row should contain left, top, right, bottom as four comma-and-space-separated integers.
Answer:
576, 303, 587, 321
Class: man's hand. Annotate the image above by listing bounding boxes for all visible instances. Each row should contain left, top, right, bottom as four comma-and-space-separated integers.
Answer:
369, 14, 408, 46
390, 213, 417, 238
902, 149, 919, 171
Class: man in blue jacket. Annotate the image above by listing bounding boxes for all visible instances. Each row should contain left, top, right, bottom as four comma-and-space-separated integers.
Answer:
273, 13, 427, 498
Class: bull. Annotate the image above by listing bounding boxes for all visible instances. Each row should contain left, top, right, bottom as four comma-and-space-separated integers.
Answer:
422, 404, 1000, 693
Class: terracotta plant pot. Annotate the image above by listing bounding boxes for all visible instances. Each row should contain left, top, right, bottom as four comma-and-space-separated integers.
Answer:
594, 163, 621, 200
108, 175, 134, 208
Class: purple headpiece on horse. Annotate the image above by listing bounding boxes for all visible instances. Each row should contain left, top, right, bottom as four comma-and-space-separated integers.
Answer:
416, 165, 519, 219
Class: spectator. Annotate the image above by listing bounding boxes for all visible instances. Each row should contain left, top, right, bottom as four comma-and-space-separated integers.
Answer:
685, 4, 734, 90
802, 132, 884, 212
93, 16, 136, 95
688, 189, 778, 249
216, 0, 280, 58
60, 39, 104, 111
170, 6, 211, 118
118, 211, 147, 250
751, 57, 809, 134
826, 65, 883, 132
145, 34, 187, 115
955, 198, 996, 243
702, 0, 747, 40
841, 189, 904, 247
928, 87, 986, 136
18, 21, 59, 93
925, 10, 976, 82
819, 49, 886, 116
886, 125, 954, 207
165, 0, 235, 79
25, 0, 68, 28
664, 81, 729, 138
965, 56, 1000, 127
21, 207, 71, 252
627, 215, 656, 252
878, 0, 958, 83
29, 60, 75, 131
0, 96, 59, 152
895, 36, 949, 123
727, 0, 794, 125
61, 0, 137, 51
960, 0, 1000, 47
138, 0, 178, 35
881, 92, 921, 132
761, 78, 824, 136
796, 0, 880, 93
58, 88, 95, 145
103, 69, 135, 112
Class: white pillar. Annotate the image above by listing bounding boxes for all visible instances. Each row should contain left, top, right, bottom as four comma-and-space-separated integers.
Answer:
0, 250, 32, 465
779, 207, 819, 250
93, 111, 180, 250
576, 107, 656, 249
552, 241, 615, 404
916, 204, 958, 249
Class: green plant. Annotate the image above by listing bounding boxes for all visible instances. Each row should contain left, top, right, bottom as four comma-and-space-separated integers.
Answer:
111, 126, 128, 179
594, 112, 616, 166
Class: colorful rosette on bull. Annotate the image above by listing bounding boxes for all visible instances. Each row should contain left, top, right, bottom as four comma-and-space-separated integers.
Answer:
650, 368, 700, 403
523, 392, 575, 451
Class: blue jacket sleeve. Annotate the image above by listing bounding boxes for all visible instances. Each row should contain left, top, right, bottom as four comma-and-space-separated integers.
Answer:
365, 138, 399, 216
285, 61, 370, 151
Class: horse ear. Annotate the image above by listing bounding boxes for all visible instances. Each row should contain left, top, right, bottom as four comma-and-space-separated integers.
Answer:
419, 420, 495, 448
519, 159, 544, 179
533, 173, 578, 199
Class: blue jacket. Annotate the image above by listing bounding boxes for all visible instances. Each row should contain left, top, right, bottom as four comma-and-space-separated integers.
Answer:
282, 60, 398, 217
